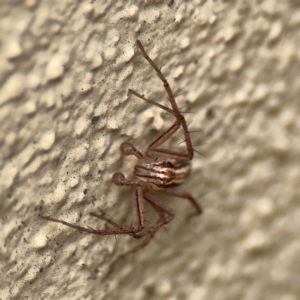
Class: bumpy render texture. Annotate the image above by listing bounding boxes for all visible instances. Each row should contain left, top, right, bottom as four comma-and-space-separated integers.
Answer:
1, 1, 300, 300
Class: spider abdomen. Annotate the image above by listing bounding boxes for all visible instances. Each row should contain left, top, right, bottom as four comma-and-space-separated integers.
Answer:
134, 161, 190, 189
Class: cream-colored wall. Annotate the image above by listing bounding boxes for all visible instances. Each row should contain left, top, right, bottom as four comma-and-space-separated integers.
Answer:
1, 1, 300, 299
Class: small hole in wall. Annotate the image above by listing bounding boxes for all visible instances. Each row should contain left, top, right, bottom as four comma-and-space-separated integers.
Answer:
91, 116, 100, 124
206, 107, 216, 119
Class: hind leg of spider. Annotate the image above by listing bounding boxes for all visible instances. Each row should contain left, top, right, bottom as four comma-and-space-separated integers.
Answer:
41, 186, 146, 236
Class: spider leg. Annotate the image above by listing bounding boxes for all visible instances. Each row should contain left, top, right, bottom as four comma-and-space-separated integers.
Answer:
90, 213, 141, 239
150, 201, 165, 219
161, 189, 203, 214
136, 40, 179, 113
139, 191, 175, 237
147, 119, 189, 160
129, 89, 176, 116
129, 40, 194, 160
134, 190, 202, 247
41, 186, 146, 236
129, 89, 192, 161
113, 225, 160, 260
117, 204, 165, 254
113, 192, 174, 259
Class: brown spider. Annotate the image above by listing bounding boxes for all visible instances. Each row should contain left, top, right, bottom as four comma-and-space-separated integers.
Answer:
42, 40, 202, 256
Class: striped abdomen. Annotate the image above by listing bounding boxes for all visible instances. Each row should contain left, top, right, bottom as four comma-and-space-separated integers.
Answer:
134, 161, 190, 189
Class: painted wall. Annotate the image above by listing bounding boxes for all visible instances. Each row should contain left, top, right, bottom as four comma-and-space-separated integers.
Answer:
1, 1, 299, 299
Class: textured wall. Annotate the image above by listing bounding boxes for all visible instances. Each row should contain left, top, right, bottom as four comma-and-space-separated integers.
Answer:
1, 1, 300, 299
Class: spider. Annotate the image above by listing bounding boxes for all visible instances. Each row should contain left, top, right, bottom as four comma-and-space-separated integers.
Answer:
42, 40, 202, 256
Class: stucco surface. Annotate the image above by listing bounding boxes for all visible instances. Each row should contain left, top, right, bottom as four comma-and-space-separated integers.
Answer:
1, 1, 300, 300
